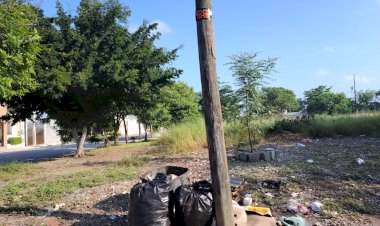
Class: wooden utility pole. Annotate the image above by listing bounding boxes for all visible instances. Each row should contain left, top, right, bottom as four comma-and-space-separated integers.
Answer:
195, 1, 234, 226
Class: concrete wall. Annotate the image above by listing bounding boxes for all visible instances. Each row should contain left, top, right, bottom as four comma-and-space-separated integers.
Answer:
118, 115, 148, 138
44, 120, 62, 145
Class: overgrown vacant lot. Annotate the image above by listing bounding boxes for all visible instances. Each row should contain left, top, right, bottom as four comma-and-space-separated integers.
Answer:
0, 137, 379, 225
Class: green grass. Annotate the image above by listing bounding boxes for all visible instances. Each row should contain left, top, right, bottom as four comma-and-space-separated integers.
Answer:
0, 155, 151, 208
156, 117, 207, 154
91, 141, 154, 151
305, 113, 380, 137
0, 162, 44, 182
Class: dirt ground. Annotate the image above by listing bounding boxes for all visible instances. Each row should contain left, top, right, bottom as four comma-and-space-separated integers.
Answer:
0, 136, 379, 226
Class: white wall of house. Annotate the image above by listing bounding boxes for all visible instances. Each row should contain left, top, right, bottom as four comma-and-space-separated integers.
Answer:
7, 121, 26, 148
118, 115, 149, 138
44, 120, 62, 145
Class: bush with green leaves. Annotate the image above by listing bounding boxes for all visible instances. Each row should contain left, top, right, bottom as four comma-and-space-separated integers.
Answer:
269, 119, 305, 134
7, 137, 22, 145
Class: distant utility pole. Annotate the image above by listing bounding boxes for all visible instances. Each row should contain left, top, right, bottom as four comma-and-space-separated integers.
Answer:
353, 74, 357, 112
195, 1, 234, 226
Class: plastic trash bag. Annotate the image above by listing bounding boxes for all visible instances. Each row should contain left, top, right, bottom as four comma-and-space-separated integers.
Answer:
174, 181, 214, 226
129, 180, 172, 226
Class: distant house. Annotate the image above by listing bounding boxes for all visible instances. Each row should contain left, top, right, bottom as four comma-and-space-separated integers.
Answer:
0, 106, 61, 150
117, 115, 151, 139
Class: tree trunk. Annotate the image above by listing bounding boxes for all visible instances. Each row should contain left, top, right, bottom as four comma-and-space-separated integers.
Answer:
113, 119, 121, 146
246, 115, 254, 152
150, 124, 153, 139
122, 117, 128, 144
75, 126, 87, 158
138, 121, 141, 140
144, 124, 148, 141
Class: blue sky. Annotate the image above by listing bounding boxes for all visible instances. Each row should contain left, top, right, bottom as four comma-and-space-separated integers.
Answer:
38, 0, 380, 98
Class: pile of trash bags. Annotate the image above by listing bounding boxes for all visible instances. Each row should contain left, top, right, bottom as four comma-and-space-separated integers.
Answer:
129, 166, 214, 226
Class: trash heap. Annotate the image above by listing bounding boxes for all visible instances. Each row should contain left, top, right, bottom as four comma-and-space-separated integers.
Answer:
129, 166, 320, 226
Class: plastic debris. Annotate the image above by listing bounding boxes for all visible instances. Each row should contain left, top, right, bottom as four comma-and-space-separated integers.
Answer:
287, 199, 309, 214
265, 192, 274, 198
306, 159, 314, 164
291, 192, 299, 198
245, 206, 272, 217
243, 197, 253, 206
110, 215, 117, 221
296, 143, 306, 148
279, 216, 307, 226
311, 201, 323, 212
356, 158, 365, 165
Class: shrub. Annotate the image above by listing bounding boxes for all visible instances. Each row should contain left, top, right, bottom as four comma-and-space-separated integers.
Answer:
269, 119, 305, 134
88, 134, 104, 143
8, 137, 22, 145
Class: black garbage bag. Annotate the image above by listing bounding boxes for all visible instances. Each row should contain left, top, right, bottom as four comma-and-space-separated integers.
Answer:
174, 181, 214, 226
129, 180, 172, 226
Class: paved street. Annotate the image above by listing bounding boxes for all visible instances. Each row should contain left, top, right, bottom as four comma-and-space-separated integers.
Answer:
0, 143, 103, 163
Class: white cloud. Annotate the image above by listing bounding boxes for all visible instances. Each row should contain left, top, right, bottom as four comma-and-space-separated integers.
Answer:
344, 75, 371, 83
151, 20, 172, 35
316, 69, 329, 76
323, 46, 335, 53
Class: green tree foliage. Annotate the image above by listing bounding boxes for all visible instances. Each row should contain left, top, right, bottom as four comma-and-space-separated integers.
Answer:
0, 0, 40, 100
219, 83, 240, 122
2, 0, 181, 156
357, 89, 377, 112
304, 85, 351, 115
227, 52, 277, 151
159, 82, 200, 124
262, 87, 300, 113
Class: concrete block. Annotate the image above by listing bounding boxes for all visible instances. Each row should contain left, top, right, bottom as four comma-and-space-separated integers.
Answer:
238, 152, 248, 161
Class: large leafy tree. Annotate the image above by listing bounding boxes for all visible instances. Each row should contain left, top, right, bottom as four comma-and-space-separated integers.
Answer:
159, 82, 200, 124
262, 87, 300, 114
0, 0, 40, 100
227, 52, 277, 151
3, 0, 181, 156
304, 85, 350, 115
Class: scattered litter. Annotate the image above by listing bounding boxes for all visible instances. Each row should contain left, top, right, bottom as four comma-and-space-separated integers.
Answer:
53, 203, 65, 211
291, 192, 299, 198
43, 203, 66, 217
243, 196, 253, 206
232, 200, 247, 226
306, 159, 314, 164
356, 158, 365, 165
110, 215, 117, 221
311, 201, 323, 212
231, 177, 245, 201
287, 199, 309, 214
121, 211, 128, 216
302, 139, 313, 143
265, 192, 274, 198
279, 216, 307, 226
245, 206, 272, 217
260, 180, 282, 189
359, 134, 366, 137
296, 143, 306, 148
